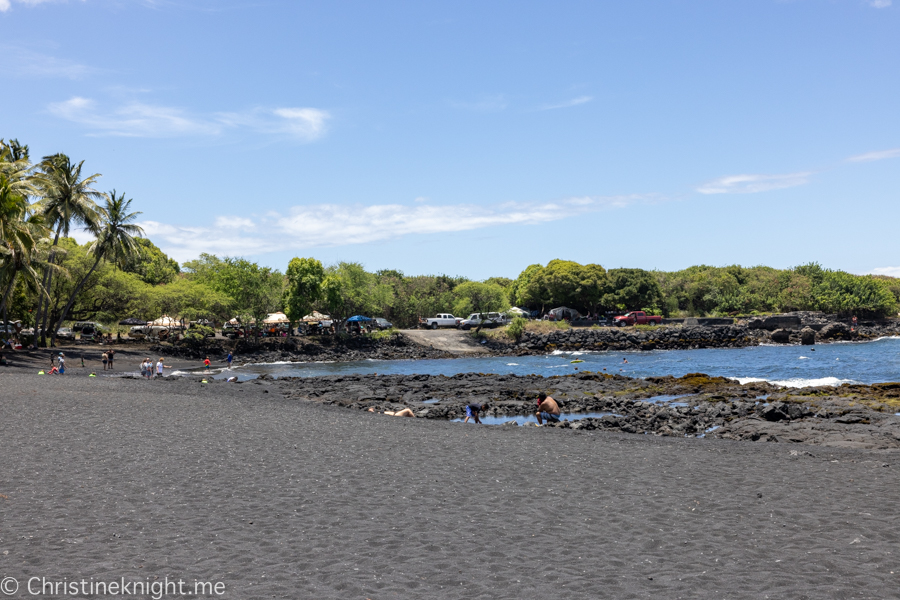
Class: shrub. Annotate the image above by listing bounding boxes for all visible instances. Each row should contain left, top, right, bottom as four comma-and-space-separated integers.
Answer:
507, 316, 527, 340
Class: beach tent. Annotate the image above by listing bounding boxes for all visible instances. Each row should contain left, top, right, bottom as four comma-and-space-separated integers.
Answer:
346, 315, 373, 322
119, 317, 147, 325
302, 311, 331, 322
507, 307, 530, 316
150, 315, 180, 327
263, 312, 290, 324
547, 306, 582, 321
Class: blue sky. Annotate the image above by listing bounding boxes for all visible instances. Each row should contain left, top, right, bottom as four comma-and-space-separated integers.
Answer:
1, 0, 898, 280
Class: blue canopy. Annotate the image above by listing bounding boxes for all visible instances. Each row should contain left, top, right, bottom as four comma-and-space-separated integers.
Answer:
346, 315, 373, 322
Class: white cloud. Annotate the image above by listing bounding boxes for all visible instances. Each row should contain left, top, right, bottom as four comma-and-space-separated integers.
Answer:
868, 0, 891, 8
216, 107, 329, 142
48, 96, 331, 140
846, 148, 900, 162
538, 96, 593, 111
142, 194, 654, 260
48, 97, 222, 137
0, 47, 97, 79
0, 0, 79, 11
696, 171, 812, 194
213, 216, 256, 230
869, 266, 900, 277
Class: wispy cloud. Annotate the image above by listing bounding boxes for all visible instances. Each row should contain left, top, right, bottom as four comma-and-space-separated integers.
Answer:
846, 148, 900, 162
867, 0, 891, 8
696, 171, 812, 194
216, 107, 330, 142
48, 97, 222, 137
537, 96, 593, 111
47, 96, 331, 140
869, 266, 900, 277
1, 0, 54, 11
0, 48, 97, 78
449, 94, 508, 112
142, 194, 655, 261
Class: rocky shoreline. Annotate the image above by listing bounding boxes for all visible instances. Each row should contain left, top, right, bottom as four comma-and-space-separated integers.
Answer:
270, 371, 900, 449
149, 314, 900, 362
151, 332, 458, 362
505, 314, 900, 354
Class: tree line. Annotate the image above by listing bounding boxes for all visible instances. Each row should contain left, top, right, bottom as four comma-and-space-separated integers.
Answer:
3, 138, 896, 348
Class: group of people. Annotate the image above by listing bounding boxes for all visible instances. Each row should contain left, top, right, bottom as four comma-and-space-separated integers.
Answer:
100, 349, 116, 370
369, 392, 563, 425
139, 357, 170, 379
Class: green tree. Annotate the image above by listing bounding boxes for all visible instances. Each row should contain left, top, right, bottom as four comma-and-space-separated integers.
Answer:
283, 257, 326, 324
322, 262, 392, 328
509, 263, 543, 307
32, 153, 103, 347
120, 238, 180, 285
602, 268, 662, 313
52, 190, 144, 340
451, 281, 509, 327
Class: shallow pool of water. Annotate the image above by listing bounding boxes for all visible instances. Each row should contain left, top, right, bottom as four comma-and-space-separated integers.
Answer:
451, 412, 618, 426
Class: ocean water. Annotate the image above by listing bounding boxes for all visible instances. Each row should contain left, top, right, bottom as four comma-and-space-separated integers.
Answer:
213, 336, 900, 386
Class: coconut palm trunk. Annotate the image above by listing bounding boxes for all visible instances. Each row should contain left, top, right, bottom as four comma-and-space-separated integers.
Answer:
51, 190, 143, 337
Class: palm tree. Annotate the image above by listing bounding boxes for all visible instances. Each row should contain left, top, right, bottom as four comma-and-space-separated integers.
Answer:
52, 190, 144, 336
0, 139, 48, 338
32, 153, 102, 347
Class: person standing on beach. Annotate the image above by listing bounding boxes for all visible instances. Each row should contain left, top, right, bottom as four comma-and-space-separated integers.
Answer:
204, 356, 211, 371
155, 357, 170, 379
57, 353, 66, 375
101, 351, 108, 371
107, 349, 115, 370
535, 392, 560, 425
140, 358, 149, 379
464, 402, 487, 424
226, 352, 233, 368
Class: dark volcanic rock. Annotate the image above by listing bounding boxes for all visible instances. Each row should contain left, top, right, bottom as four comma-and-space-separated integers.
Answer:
820, 322, 852, 340
800, 327, 817, 346
748, 315, 802, 331
273, 371, 900, 449
770, 329, 792, 344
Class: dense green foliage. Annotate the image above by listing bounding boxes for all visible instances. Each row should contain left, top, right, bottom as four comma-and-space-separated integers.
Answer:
3, 138, 897, 348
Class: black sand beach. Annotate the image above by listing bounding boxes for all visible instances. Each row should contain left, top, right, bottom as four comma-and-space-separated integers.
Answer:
2, 374, 899, 599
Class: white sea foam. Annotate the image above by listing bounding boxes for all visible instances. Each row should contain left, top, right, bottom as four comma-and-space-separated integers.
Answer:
506, 363, 519, 366
734, 376, 854, 388
799, 356, 810, 360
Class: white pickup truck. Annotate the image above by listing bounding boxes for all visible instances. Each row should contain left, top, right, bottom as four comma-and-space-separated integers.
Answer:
419, 313, 461, 329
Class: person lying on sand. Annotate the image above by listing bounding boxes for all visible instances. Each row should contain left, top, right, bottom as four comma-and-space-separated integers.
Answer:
464, 402, 488, 424
368, 407, 416, 417
535, 392, 560, 425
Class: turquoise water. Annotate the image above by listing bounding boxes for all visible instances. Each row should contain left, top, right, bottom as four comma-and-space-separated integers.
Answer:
206, 336, 900, 386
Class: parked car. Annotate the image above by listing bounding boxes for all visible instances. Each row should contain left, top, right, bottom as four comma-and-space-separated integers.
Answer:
419, 314, 461, 329
373, 318, 393, 330
56, 327, 76, 341
458, 312, 505, 330
222, 322, 244, 338
73, 321, 103, 333
613, 311, 663, 327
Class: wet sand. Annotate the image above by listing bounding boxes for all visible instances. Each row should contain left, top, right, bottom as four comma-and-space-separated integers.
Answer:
1, 373, 899, 599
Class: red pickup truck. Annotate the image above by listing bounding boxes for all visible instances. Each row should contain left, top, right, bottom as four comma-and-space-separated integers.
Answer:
613, 311, 663, 327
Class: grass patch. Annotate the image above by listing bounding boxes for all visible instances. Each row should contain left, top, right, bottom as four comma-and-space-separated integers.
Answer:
365, 328, 399, 340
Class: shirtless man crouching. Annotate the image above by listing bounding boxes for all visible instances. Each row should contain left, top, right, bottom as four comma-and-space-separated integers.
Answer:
535, 392, 561, 425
